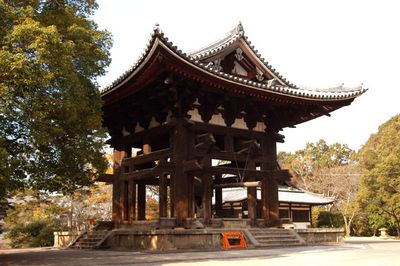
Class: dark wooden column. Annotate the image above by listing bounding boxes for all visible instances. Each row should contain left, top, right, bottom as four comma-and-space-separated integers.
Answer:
159, 173, 168, 218
201, 157, 212, 224
247, 160, 257, 225
137, 183, 146, 220
261, 131, 280, 226
171, 118, 194, 226
112, 143, 127, 228
128, 180, 136, 223
137, 139, 151, 221
169, 176, 174, 217
120, 181, 128, 222
214, 174, 223, 218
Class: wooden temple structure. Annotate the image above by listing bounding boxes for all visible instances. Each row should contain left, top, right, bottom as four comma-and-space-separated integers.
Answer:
101, 23, 365, 230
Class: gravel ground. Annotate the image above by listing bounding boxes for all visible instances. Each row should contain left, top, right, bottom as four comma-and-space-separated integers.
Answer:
0, 237, 399, 266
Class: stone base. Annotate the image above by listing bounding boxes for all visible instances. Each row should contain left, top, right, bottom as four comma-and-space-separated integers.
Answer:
159, 217, 176, 228
209, 218, 223, 228
222, 218, 251, 228
54, 231, 79, 248
106, 229, 224, 251
295, 228, 344, 244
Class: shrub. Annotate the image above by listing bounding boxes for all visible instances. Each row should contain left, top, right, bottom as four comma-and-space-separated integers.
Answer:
316, 211, 344, 228
5, 219, 62, 248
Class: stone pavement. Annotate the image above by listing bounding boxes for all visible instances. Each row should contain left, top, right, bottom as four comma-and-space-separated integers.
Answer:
0, 238, 399, 266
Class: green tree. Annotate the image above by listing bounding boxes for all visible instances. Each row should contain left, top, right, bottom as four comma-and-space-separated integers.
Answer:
359, 114, 400, 236
0, 0, 112, 199
279, 140, 360, 236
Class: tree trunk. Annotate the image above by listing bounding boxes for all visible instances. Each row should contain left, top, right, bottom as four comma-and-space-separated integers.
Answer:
342, 213, 354, 237
68, 194, 74, 230
343, 216, 350, 237
396, 219, 400, 237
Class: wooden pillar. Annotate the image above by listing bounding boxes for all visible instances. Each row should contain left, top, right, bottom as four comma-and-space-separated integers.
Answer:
171, 118, 193, 226
187, 174, 195, 219
247, 160, 257, 225
137, 183, 146, 220
112, 144, 127, 228
120, 181, 129, 221
261, 132, 280, 226
201, 157, 212, 224
159, 173, 168, 218
214, 174, 223, 218
268, 175, 279, 225
169, 175, 174, 217
128, 180, 136, 223
137, 139, 151, 221
224, 129, 234, 152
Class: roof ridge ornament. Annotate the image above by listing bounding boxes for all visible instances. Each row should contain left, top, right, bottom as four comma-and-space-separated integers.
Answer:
153, 22, 162, 34
235, 21, 244, 35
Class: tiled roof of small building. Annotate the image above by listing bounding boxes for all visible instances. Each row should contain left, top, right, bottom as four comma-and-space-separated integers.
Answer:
216, 187, 334, 205
101, 23, 367, 101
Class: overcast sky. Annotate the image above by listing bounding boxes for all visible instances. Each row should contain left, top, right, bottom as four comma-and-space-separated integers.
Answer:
93, 0, 400, 153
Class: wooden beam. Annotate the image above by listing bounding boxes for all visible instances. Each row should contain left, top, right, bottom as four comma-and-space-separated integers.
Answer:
118, 123, 172, 147
194, 149, 272, 163
213, 181, 261, 188
122, 163, 175, 180
96, 173, 113, 184
122, 148, 171, 167
198, 166, 290, 181
192, 122, 266, 139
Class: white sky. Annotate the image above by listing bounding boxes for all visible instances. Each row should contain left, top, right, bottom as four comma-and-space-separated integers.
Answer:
93, 0, 400, 153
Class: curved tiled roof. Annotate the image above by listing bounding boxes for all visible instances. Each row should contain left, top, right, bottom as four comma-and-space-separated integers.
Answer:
189, 22, 296, 88
101, 23, 367, 102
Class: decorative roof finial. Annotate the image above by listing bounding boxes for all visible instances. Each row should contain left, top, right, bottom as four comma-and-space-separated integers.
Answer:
236, 21, 244, 34
153, 22, 162, 34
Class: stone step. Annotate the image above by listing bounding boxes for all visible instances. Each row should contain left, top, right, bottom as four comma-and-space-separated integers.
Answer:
81, 236, 105, 241
250, 232, 293, 236
70, 230, 110, 249
77, 239, 101, 244
257, 242, 303, 248
86, 233, 108, 237
248, 229, 292, 232
246, 228, 304, 248
252, 232, 294, 236
257, 239, 300, 244
250, 231, 293, 236
254, 236, 298, 240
